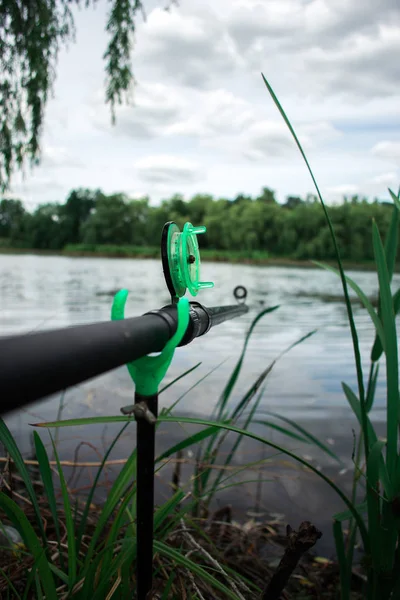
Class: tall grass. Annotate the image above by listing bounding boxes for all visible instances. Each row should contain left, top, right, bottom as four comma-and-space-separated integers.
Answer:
0, 78, 399, 599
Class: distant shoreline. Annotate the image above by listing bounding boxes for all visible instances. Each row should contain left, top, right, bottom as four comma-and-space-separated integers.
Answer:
0, 245, 386, 272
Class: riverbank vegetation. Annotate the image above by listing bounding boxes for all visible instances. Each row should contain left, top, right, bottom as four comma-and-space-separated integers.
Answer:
1, 187, 398, 263
1, 77, 400, 599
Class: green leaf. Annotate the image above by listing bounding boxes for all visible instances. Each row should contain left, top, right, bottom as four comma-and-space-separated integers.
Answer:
0, 419, 46, 542
50, 436, 76, 588
158, 415, 370, 552
258, 410, 341, 463
372, 221, 399, 482
0, 493, 56, 598
35, 416, 135, 427
389, 188, 400, 211
154, 489, 186, 535
261, 73, 366, 438
371, 203, 399, 361
315, 261, 385, 352
159, 362, 202, 394
161, 570, 176, 600
33, 432, 63, 569
48, 564, 69, 584
156, 425, 220, 463
334, 501, 367, 522
82, 446, 137, 570
333, 520, 350, 600
394, 288, 400, 314
253, 419, 309, 443
216, 305, 279, 419
342, 383, 377, 450
0, 568, 22, 600
365, 363, 379, 413
154, 541, 240, 600
205, 385, 268, 508
76, 422, 131, 554
366, 440, 386, 571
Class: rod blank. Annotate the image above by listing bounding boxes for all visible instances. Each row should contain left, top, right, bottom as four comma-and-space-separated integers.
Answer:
0, 302, 248, 415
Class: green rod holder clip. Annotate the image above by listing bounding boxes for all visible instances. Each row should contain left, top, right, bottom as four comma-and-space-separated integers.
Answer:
111, 289, 190, 397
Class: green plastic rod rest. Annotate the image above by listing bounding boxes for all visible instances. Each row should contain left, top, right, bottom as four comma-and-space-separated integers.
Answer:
111, 290, 190, 396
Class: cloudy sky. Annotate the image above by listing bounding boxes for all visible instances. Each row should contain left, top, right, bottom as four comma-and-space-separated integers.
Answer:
9, 0, 400, 209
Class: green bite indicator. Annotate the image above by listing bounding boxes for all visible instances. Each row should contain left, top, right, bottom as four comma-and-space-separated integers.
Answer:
162, 221, 214, 299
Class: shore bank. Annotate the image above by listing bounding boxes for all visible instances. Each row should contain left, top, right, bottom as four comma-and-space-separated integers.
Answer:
0, 245, 383, 272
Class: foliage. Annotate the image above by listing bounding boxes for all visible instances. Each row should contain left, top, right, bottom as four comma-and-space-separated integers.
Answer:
0, 0, 147, 192
261, 73, 400, 600
1, 189, 398, 263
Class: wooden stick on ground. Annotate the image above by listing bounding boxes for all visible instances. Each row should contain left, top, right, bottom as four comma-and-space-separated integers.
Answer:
261, 521, 322, 600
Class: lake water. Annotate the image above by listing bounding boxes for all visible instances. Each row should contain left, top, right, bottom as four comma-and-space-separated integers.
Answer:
0, 254, 395, 554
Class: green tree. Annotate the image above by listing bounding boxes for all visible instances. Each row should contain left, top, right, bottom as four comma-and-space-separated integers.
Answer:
80, 193, 133, 244
283, 196, 303, 210
60, 188, 101, 244
187, 194, 214, 224
256, 187, 277, 205
0, 0, 161, 192
26, 203, 64, 250
0, 198, 26, 243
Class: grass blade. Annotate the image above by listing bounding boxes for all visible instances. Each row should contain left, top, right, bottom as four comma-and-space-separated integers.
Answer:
216, 305, 279, 419
161, 571, 176, 600
154, 540, 240, 600
371, 203, 399, 362
315, 261, 385, 351
204, 386, 268, 507
365, 363, 380, 413
82, 447, 137, 569
389, 188, 400, 211
342, 383, 377, 450
333, 520, 350, 600
0, 493, 56, 597
258, 410, 341, 462
0, 419, 46, 542
159, 362, 202, 394
366, 440, 385, 572
0, 568, 22, 600
156, 425, 221, 463
35, 413, 370, 554
33, 432, 64, 569
334, 501, 367, 521
372, 221, 399, 481
261, 73, 367, 463
159, 415, 370, 551
50, 435, 76, 588
76, 421, 131, 553
253, 418, 309, 443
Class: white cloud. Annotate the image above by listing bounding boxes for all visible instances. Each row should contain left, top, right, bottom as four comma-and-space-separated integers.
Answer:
368, 172, 399, 186
326, 184, 359, 196
41, 146, 84, 169
7, 0, 400, 207
90, 81, 186, 139
134, 155, 202, 184
371, 141, 400, 167
135, 7, 242, 88
241, 121, 295, 161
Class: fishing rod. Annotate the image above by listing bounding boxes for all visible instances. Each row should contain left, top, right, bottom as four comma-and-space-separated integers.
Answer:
0, 220, 249, 600
0, 222, 248, 412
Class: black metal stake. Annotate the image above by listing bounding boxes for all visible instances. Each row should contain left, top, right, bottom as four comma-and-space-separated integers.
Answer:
134, 392, 158, 600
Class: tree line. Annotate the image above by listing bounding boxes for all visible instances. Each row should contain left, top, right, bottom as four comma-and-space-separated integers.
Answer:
0, 187, 397, 261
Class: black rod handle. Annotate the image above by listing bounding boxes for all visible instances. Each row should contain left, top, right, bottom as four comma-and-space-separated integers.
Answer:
0, 302, 248, 414
0, 313, 174, 414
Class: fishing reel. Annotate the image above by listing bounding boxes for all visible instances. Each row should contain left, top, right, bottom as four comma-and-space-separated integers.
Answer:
161, 222, 214, 300
161, 221, 248, 307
